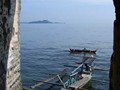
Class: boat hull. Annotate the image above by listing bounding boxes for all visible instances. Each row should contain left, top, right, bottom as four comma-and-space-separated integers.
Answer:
61, 74, 92, 90
70, 49, 96, 54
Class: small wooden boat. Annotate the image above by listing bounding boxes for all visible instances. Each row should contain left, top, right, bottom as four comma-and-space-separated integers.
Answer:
70, 48, 96, 54
31, 55, 95, 90
61, 64, 92, 90
61, 74, 92, 90
61, 56, 95, 90
31, 64, 93, 90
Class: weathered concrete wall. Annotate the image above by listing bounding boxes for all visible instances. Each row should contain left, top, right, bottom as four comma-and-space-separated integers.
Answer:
0, 0, 22, 90
110, 0, 120, 90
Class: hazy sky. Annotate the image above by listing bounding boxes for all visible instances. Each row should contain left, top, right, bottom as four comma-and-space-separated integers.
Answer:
21, 0, 115, 24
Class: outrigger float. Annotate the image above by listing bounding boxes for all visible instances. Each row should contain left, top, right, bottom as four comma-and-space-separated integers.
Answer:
31, 55, 96, 90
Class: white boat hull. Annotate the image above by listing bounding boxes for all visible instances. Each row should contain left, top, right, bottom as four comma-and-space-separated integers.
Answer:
61, 74, 92, 90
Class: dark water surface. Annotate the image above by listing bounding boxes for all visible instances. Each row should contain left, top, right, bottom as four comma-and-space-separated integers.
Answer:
20, 24, 113, 90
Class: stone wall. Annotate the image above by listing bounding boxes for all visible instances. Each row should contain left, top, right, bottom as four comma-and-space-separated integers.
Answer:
0, 0, 22, 90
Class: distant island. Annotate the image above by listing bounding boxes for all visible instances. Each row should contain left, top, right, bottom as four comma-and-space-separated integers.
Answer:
21, 20, 65, 24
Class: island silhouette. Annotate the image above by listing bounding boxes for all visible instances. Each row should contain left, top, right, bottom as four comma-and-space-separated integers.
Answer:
21, 20, 65, 24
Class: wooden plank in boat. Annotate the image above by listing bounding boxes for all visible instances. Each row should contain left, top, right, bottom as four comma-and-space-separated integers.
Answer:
69, 77, 90, 89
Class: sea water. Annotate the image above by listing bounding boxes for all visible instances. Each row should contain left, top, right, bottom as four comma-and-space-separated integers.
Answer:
20, 23, 113, 90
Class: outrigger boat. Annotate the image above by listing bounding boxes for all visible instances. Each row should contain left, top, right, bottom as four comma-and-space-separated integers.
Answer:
70, 48, 96, 54
31, 55, 95, 90
61, 56, 95, 90
61, 64, 92, 90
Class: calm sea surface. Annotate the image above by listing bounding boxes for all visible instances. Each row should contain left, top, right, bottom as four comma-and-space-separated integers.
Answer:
20, 23, 113, 90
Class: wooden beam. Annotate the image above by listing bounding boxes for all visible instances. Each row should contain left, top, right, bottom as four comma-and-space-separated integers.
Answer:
31, 68, 67, 89
33, 79, 63, 86
31, 75, 58, 89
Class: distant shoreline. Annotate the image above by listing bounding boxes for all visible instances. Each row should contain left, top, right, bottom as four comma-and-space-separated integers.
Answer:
21, 20, 65, 24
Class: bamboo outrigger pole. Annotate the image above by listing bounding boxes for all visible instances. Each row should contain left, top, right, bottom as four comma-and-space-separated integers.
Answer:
31, 68, 67, 89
